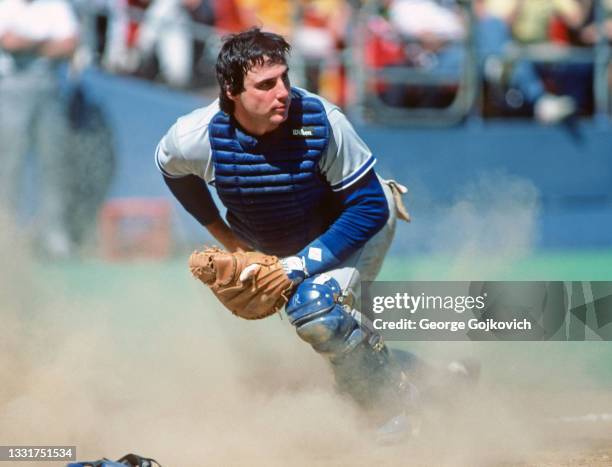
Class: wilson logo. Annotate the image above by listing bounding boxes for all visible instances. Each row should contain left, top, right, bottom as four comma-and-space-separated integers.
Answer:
292, 128, 314, 137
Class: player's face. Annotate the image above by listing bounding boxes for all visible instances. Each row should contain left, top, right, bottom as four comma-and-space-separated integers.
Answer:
228, 60, 291, 135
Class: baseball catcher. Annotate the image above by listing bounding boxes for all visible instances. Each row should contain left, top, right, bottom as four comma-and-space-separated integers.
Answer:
157, 28, 413, 435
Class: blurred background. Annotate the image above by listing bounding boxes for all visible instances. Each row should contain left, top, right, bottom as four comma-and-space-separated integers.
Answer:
1, 2, 612, 465
0, 0, 611, 273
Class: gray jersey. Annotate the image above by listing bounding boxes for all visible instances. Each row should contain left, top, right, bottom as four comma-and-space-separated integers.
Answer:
155, 87, 376, 192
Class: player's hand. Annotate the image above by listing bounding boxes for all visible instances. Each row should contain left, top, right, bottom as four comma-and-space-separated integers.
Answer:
280, 256, 308, 285
242, 256, 306, 284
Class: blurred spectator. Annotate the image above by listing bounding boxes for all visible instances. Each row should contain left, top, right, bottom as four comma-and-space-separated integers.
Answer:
363, 1, 407, 84
388, 0, 464, 72
484, 0, 593, 115
234, 0, 294, 37
293, 0, 351, 104
71, 0, 112, 65
389, 0, 464, 48
100, 0, 141, 74
375, 0, 464, 107
210, 0, 245, 32
576, 0, 612, 44
100, 0, 243, 87
184, 0, 247, 32
365, 0, 578, 122
485, 0, 586, 44
135, 0, 198, 88
188, 0, 246, 87
98, 0, 191, 87
63, 79, 116, 252
129, 0, 206, 87
572, 0, 612, 106
476, 0, 579, 121
0, 0, 79, 258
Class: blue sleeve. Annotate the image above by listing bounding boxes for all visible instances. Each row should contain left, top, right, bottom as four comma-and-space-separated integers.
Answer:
296, 170, 389, 276
163, 174, 220, 226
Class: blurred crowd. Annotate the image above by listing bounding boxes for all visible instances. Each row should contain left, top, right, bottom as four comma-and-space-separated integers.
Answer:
4, 0, 609, 114
0, 0, 114, 259
366, 0, 612, 121
1, 0, 612, 259
66, 0, 612, 121
72, 0, 353, 103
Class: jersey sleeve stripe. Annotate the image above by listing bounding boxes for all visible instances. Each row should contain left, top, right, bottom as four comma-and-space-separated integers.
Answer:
330, 155, 377, 192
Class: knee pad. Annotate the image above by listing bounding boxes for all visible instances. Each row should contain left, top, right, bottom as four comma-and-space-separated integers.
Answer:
285, 275, 341, 326
286, 276, 409, 412
285, 275, 378, 359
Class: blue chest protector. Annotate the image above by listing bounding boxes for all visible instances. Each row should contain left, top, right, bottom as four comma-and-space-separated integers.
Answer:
208, 88, 339, 257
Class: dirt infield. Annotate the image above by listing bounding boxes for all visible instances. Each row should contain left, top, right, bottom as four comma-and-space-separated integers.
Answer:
0, 222, 611, 466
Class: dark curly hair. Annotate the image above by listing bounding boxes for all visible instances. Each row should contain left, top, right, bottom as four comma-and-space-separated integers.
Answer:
216, 28, 291, 114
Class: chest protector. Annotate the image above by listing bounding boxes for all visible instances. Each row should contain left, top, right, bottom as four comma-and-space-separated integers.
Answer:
209, 89, 337, 257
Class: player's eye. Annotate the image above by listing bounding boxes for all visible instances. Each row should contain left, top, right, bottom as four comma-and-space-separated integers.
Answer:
256, 79, 276, 90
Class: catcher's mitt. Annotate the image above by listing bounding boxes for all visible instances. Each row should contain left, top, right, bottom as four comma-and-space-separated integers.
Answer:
189, 247, 294, 319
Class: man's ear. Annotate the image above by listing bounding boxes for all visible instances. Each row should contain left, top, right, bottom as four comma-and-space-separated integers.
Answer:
226, 87, 238, 102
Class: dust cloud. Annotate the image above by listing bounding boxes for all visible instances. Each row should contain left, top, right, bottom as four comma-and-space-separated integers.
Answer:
0, 208, 610, 467
418, 172, 540, 279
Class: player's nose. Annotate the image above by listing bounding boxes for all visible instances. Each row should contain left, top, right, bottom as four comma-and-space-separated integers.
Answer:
276, 78, 289, 100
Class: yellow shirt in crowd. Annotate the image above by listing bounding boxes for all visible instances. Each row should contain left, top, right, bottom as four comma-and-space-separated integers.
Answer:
486, 0, 582, 43
235, 0, 294, 36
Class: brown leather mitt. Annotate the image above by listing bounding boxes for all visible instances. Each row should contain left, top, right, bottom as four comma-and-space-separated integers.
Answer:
188, 247, 294, 320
